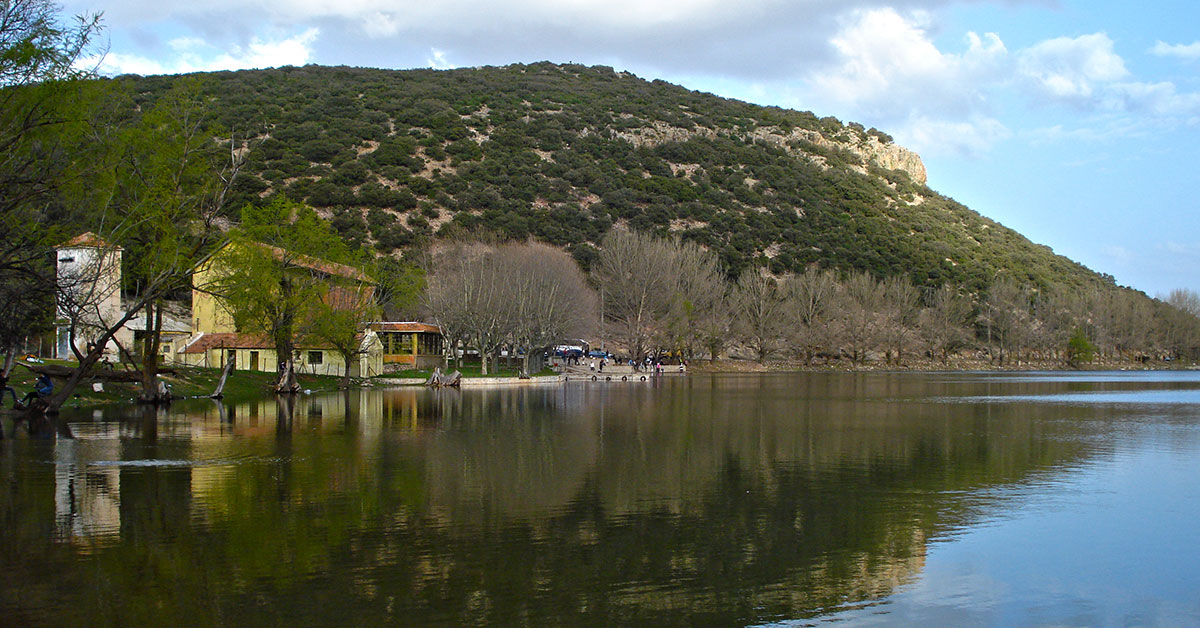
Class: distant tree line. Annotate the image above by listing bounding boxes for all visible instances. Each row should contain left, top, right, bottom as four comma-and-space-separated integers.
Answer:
515, 229, 1199, 367
424, 239, 595, 375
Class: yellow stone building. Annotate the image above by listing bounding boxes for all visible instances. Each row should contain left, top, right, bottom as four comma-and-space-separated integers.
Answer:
181, 241, 385, 377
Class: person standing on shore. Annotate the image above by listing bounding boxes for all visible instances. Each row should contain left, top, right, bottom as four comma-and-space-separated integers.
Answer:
1, 374, 18, 407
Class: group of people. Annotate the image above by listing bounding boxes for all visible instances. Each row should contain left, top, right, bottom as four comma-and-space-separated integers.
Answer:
631, 357, 686, 374
1, 372, 54, 410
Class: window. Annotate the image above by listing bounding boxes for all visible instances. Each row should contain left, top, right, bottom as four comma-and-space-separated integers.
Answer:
308, 351, 323, 365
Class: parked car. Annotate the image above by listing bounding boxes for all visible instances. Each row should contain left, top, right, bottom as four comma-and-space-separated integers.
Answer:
588, 350, 610, 359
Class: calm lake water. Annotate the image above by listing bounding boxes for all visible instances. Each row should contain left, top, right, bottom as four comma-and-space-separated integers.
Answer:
3, 371, 1200, 627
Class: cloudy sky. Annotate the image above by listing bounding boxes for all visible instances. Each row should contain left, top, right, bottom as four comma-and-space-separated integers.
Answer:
64, 0, 1200, 297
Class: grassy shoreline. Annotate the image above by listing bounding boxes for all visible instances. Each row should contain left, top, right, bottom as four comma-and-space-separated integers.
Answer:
1, 361, 560, 410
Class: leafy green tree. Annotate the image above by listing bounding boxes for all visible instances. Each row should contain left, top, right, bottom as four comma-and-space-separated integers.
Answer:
303, 286, 380, 388
212, 197, 364, 392
0, 0, 100, 371
1065, 328, 1096, 367
75, 78, 246, 402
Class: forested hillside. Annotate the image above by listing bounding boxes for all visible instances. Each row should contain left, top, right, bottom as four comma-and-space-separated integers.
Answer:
117, 63, 1106, 292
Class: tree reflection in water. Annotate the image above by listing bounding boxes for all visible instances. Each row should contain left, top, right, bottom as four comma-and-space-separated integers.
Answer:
0, 373, 1115, 627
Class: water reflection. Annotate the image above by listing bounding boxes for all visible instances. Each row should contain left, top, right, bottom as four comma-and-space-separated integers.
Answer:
2, 372, 1198, 627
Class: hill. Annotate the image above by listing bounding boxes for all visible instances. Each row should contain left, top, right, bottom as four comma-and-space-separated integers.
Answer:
117, 62, 1110, 292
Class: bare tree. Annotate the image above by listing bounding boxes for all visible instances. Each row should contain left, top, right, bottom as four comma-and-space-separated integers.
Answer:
1160, 290, 1200, 360
428, 241, 506, 374
502, 241, 596, 375
1166, 288, 1200, 318
592, 228, 678, 362
980, 277, 1032, 365
917, 284, 973, 365
1027, 286, 1078, 363
839, 270, 884, 364
783, 266, 840, 365
663, 240, 726, 360
426, 240, 597, 375
880, 275, 920, 365
733, 270, 786, 364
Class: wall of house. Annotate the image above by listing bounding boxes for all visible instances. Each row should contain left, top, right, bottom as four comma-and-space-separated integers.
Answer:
180, 342, 383, 379
55, 245, 132, 360
191, 257, 236, 334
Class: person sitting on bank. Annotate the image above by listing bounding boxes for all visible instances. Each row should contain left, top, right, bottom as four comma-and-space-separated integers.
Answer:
18, 373, 53, 408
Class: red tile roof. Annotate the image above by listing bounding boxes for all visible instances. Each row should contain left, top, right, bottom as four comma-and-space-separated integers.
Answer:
197, 240, 375, 284
260, 243, 374, 284
180, 333, 275, 354
59, 232, 119, 249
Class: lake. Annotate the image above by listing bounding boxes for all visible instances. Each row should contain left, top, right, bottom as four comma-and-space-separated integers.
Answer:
3, 371, 1199, 627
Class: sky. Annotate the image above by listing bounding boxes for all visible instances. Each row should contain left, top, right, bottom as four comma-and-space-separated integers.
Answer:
62, 0, 1200, 297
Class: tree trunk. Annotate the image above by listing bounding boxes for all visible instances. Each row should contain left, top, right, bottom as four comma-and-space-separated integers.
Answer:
275, 358, 299, 394
211, 354, 235, 398
139, 301, 167, 403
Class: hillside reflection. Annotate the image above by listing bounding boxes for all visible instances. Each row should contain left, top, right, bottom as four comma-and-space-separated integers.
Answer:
1, 373, 1123, 627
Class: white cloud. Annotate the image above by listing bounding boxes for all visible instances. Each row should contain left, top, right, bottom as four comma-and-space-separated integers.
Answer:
426, 48, 454, 70
1017, 33, 1127, 104
811, 9, 1007, 111
1149, 40, 1200, 61
93, 28, 319, 75
804, 8, 1009, 154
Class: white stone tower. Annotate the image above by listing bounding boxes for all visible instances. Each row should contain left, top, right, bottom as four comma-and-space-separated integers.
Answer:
54, 232, 129, 360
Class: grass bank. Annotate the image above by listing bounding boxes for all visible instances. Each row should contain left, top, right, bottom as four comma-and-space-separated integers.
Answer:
3, 361, 346, 410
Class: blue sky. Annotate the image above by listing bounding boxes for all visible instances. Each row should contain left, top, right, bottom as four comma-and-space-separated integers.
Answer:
64, 0, 1200, 297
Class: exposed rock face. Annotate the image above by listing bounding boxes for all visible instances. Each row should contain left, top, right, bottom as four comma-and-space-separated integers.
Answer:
745, 128, 927, 185
609, 122, 927, 185
855, 137, 927, 185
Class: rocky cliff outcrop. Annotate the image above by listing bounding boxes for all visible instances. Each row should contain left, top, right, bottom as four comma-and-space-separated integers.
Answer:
611, 122, 927, 185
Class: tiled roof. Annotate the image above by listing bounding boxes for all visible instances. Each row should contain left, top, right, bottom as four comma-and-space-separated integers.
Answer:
368, 322, 442, 334
195, 240, 375, 284
180, 333, 275, 354
59, 232, 119, 249
259, 243, 374, 284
